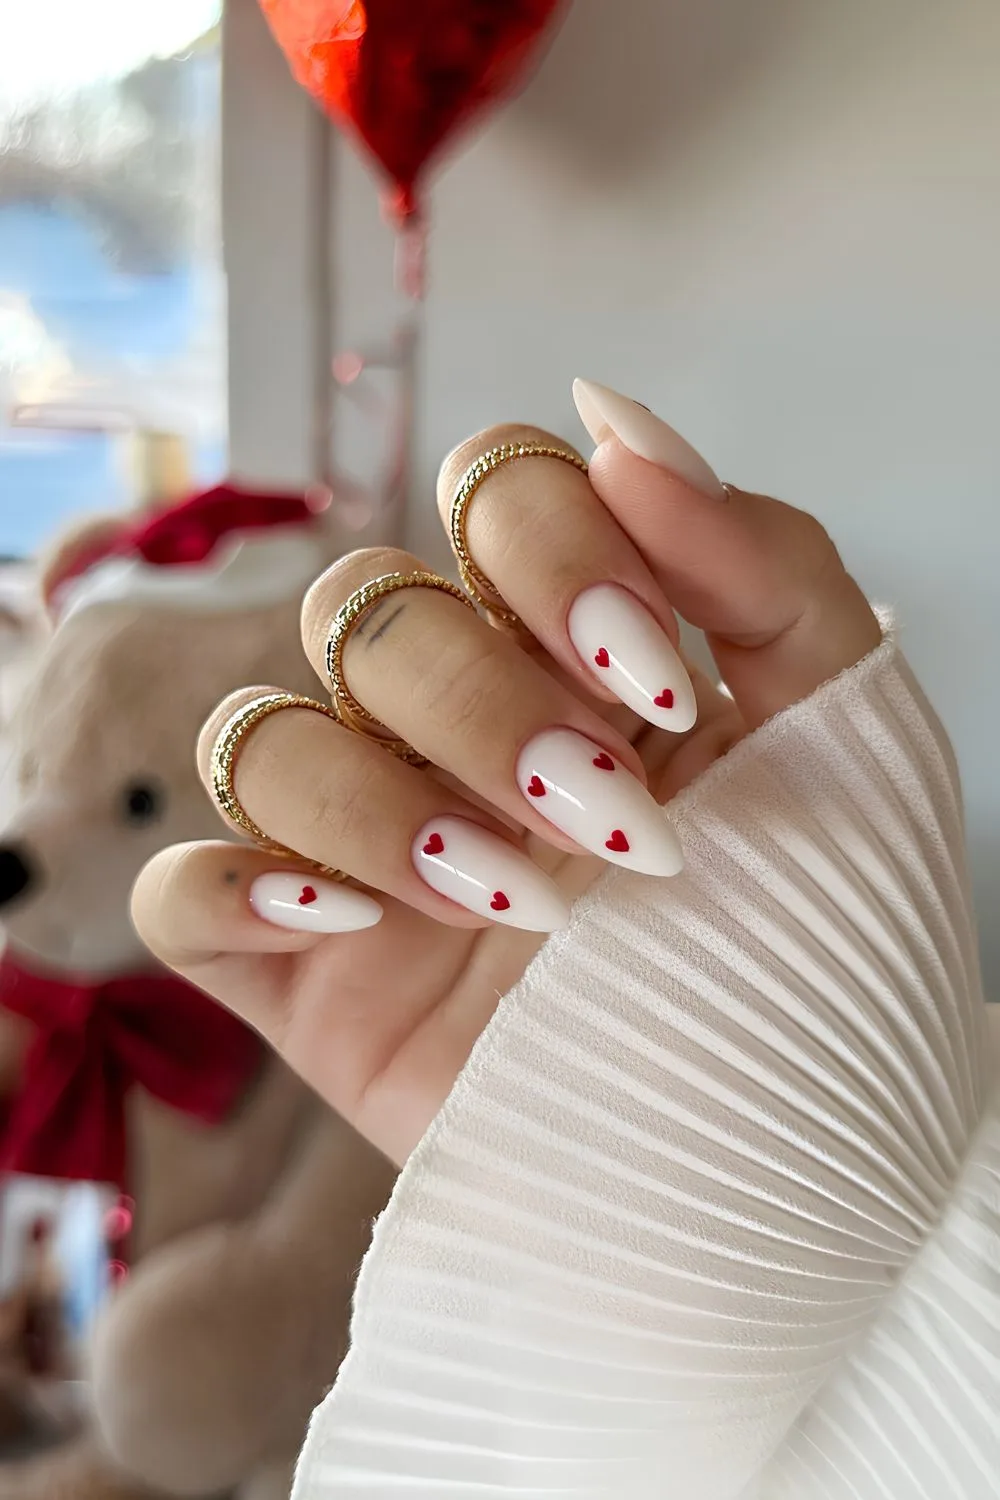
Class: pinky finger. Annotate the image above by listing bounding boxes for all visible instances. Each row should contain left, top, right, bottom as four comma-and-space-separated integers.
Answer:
131, 841, 382, 972
132, 841, 385, 1044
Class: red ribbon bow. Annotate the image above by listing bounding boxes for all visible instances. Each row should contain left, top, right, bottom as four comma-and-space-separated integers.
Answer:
0, 954, 263, 1190
51, 483, 322, 606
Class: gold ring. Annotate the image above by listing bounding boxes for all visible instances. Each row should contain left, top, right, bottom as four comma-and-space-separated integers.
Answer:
449, 441, 589, 627
210, 692, 345, 875
324, 571, 475, 767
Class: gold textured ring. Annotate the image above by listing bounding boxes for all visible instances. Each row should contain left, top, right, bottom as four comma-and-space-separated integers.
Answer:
449, 441, 589, 627
210, 692, 344, 874
325, 571, 475, 767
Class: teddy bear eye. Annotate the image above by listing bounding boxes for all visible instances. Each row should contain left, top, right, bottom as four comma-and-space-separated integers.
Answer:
122, 782, 164, 825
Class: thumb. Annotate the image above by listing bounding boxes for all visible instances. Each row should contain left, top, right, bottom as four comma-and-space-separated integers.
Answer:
575, 379, 881, 729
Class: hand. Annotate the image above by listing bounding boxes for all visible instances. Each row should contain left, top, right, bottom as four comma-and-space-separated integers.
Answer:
132, 384, 880, 1166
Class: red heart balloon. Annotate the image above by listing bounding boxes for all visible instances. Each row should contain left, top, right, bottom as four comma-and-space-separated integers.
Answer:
258, 0, 568, 221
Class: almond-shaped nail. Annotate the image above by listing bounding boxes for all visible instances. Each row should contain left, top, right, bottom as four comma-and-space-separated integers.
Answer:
517, 729, 683, 877
568, 584, 697, 733
250, 872, 383, 933
413, 816, 571, 932
573, 378, 725, 499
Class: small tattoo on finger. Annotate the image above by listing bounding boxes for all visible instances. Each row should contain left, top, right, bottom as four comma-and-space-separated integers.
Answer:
354, 596, 403, 642
366, 602, 406, 645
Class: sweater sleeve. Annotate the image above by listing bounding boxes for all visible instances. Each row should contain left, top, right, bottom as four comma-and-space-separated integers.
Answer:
293, 624, 996, 1500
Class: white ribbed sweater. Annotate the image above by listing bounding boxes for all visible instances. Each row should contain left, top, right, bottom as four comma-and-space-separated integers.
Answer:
294, 629, 999, 1499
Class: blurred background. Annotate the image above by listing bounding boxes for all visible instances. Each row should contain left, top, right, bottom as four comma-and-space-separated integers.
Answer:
1, 0, 998, 985
0, 0, 224, 547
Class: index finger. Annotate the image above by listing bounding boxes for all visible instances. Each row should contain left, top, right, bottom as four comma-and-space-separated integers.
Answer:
436, 423, 699, 735
574, 379, 882, 728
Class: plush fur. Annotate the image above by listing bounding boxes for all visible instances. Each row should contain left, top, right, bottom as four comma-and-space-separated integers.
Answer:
0, 510, 395, 1498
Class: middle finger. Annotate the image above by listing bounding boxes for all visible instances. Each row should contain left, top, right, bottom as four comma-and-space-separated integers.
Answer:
301, 549, 683, 878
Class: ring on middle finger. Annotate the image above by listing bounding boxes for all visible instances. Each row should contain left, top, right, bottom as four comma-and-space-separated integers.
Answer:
325, 570, 476, 766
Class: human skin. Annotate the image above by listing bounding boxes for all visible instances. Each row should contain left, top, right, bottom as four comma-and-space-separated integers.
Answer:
133, 382, 881, 1168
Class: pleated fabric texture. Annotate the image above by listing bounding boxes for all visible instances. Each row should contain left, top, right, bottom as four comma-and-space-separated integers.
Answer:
293, 630, 997, 1500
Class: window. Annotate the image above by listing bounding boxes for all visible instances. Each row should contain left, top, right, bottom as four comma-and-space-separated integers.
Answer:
0, 1, 225, 559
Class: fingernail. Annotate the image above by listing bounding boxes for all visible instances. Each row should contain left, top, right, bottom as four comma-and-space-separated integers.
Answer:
517, 729, 683, 877
250, 872, 383, 933
568, 584, 697, 733
573, 378, 725, 499
413, 816, 571, 932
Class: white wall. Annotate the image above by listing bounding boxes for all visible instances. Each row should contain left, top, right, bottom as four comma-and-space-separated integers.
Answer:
327, 0, 1000, 989
224, 0, 331, 487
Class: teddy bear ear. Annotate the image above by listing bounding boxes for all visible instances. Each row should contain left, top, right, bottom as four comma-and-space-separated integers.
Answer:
37, 514, 131, 619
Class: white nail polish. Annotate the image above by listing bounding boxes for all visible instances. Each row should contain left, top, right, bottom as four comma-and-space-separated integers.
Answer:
250, 873, 383, 933
572, 378, 725, 499
517, 729, 683, 877
568, 584, 698, 733
413, 816, 571, 932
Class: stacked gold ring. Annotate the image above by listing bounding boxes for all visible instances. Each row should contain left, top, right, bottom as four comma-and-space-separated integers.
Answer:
449, 441, 589, 627
324, 570, 476, 767
211, 448, 590, 861
209, 691, 347, 875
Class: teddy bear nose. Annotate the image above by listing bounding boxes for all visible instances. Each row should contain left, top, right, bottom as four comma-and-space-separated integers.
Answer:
0, 845, 36, 909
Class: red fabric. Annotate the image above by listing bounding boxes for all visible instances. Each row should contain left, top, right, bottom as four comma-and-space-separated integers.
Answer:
0, 954, 263, 1190
257, 0, 567, 223
49, 483, 321, 607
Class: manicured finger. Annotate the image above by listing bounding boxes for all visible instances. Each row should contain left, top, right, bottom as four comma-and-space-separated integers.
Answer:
198, 688, 571, 933
574, 379, 882, 728
131, 841, 381, 973
437, 424, 697, 734
131, 840, 399, 1052
132, 841, 494, 1163
301, 551, 684, 878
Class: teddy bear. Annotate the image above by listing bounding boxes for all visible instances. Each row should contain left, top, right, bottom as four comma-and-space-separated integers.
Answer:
0, 482, 397, 1499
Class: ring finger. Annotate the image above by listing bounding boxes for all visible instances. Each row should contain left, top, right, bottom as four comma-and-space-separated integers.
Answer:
197, 688, 572, 933
300, 552, 684, 878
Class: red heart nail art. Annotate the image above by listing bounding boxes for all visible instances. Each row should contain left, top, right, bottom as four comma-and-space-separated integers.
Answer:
605, 830, 629, 853
527, 775, 546, 797
654, 688, 675, 709
490, 891, 510, 912
422, 833, 444, 855
592, 751, 615, 771
298, 885, 318, 906
594, 647, 610, 668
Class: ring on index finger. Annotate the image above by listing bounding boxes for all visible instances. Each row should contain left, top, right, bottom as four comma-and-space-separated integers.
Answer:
448, 441, 589, 629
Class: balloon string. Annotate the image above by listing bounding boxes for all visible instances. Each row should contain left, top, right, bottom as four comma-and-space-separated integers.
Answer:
395, 217, 428, 302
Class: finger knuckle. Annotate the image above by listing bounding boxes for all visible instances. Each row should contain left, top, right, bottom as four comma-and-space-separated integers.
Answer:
300, 546, 425, 662
436, 422, 564, 510
130, 842, 203, 951
412, 638, 510, 744
782, 503, 839, 573
197, 685, 283, 776
308, 756, 382, 848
